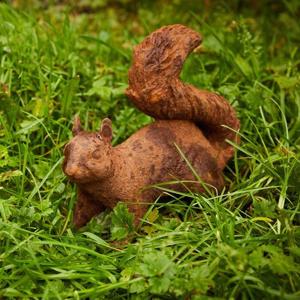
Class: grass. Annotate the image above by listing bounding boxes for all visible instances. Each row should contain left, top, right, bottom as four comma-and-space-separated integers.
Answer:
0, 0, 300, 298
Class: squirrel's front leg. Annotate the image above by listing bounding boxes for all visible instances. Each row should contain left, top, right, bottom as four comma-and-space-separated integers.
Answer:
73, 188, 105, 229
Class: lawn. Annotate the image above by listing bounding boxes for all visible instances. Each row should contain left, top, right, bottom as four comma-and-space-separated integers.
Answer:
0, 0, 300, 299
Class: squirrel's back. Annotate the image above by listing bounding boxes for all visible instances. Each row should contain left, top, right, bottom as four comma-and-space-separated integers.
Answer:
115, 120, 224, 191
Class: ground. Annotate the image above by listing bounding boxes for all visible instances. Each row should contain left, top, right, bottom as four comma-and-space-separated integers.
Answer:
0, 0, 300, 299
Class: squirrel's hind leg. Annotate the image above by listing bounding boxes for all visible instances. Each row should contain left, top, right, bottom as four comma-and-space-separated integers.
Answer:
126, 199, 150, 227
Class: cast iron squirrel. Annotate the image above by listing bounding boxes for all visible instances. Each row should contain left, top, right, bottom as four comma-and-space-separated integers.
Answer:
62, 24, 240, 228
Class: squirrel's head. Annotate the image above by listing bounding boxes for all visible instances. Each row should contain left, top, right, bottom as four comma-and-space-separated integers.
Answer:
62, 116, 114, 183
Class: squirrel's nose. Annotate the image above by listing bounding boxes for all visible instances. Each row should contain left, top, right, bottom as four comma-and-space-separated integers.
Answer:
64, 165, 78, 177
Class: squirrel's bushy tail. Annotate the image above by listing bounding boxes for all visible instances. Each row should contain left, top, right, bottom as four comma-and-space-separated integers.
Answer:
126, 24, 240, 165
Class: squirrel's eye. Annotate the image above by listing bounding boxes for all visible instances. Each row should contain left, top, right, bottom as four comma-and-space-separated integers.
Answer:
92, 149, 101, 159
96, 133, 102, 140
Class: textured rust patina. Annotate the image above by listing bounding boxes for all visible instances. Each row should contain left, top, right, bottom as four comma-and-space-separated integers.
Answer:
62, 24, 240, 228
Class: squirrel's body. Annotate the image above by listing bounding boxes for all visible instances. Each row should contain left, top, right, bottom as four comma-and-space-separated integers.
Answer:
63, 25, 240, 228
64, 120, 224, 227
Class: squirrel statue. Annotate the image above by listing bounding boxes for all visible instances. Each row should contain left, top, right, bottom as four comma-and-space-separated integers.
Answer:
62, 24, 240, 228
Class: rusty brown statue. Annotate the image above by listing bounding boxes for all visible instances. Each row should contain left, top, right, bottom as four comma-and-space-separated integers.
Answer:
63, 24, 240, 228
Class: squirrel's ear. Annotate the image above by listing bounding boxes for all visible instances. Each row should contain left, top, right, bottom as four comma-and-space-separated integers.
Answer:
100, 118, 112, 143
72, 115, 82, 136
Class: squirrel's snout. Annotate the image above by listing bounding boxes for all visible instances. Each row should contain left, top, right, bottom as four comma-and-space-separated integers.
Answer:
64, 165, 79, 178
